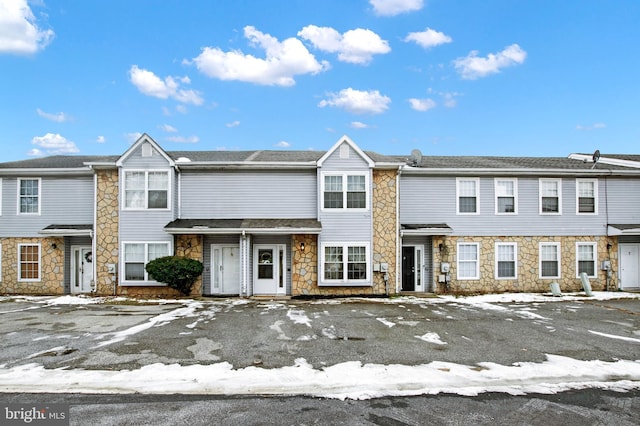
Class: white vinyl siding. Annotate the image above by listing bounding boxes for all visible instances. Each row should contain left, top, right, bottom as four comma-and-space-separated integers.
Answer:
321, 242, 369, 284
539, 179, 561, 214
321, 173, 368, 211
457, 243, 479, 279
576, 179, 597, 214
122, 242, 170, 283
17, 178, 40, 215
124, 170, 169, 210
457, 178, 479, 214
18, 243, 41, 282
495, 242, 517, 279
540, 242, 560, 278
495, 178, 517, 214
576, 242, 597, 278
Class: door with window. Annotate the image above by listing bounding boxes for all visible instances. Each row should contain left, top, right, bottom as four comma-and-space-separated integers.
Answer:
72, 246, 93, 293
210, 245, 240, 295
253, 245, 286, 295
402, 246, 424, 292
620, 244, 640, 290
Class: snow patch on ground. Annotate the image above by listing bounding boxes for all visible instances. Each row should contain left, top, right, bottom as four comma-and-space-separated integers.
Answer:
287, 309, 312, 327
588, 330, 640, 343
415, 332, 447, 345
376, 318, 396, 328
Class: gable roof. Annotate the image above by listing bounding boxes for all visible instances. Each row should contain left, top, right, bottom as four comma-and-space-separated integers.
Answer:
317, 135, 375, 168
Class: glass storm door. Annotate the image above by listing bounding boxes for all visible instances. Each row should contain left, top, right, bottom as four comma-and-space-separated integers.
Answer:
211, 245, 240, 295
72, 246, 93, 293
620, 244, 640, 290
253, 245, 286, 295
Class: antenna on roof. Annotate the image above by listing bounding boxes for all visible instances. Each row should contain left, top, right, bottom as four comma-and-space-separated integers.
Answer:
591, 149, 600, 169
408, 149, 422, 167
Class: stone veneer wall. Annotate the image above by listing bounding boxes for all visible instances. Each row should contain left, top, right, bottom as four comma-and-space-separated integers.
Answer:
291, 234, 318, 295
432, 235, 617, 294
94, 169, 119, 295
0, 237, 65, 294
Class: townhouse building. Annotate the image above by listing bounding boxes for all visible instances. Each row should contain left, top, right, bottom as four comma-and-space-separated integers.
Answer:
0, 134, 639, 297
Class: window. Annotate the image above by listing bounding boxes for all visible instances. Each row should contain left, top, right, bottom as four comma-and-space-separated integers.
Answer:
495, 179, 517, 214
576, 243, 597, 278
123, 242, 170, 282
576, 179, 597, 214
540, 242, 560, 278
457, 178, 479, 214
18, 178, 40, 214
539, 179, 561, 214
18, 243, 40, 281
322, 173, 368, 210
457, 243, 479, 279
322, 243, 369, 283
124, 171, 169, 209
495, 243, 517, 279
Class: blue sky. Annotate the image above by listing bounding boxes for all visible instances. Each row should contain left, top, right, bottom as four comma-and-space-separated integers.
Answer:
1, 0, 639, 161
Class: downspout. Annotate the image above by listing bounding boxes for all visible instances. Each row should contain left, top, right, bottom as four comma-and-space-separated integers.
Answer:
92, 169, 98, 294
395, 165, 402, 295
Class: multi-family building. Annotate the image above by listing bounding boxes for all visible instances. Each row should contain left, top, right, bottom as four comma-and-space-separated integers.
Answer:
1, 134, 639, 297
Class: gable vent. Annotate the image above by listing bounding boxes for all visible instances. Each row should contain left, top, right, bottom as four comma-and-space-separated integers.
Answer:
141, 142, 153, 157
339, 143, 350, 159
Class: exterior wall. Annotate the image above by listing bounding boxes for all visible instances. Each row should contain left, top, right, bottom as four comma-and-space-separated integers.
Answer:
175, 234, 204, 296
94, 169, 119, 295
291, 234, 318, 295
0, 237, 64, 294
432, 235, 616, 294
605, 177, 640, 223
372, 169, 397, 295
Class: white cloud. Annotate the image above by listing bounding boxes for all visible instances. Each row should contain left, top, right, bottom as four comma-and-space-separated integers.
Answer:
404, 28, 452, 49
299, 26, 390, 65
96, 135, 106, 143
159, 124, 178, 133
0, 0, 54, 55
129, 65, 204, 105
126, 132, 142, 144
576, 123, 606, 131
441, 92, 460, 108
319, 88, 391, 115
408, 98, 436, 112
191, 26, 329, 86
454, 44, 527, 80
166, 135, 199, 143
36, 108, 71, 123
226, 120, 240, 128
31, 133, 79, 154
274, 141, 291, 148
370, 0, 424, 16
350, 121, 369, 129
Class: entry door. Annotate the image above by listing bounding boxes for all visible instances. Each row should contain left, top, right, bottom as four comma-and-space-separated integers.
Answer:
72, 246, 93, 293
253, 244, 286, 295
402, 246, 424, 292
211, 245, 240, 295
620, 244, 640, 290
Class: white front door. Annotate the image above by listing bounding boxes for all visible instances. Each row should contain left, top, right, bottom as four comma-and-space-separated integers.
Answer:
211, 245, 240, 295
620, 243, 640, 290
72, 246, 93, 293
253, 244, 286, 295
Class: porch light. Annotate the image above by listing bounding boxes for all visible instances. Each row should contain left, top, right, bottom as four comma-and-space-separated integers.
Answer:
300, 242, 305, 252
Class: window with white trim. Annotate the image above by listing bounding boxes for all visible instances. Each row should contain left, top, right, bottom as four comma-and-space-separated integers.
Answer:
123, 242, 170, 282
457, 243, 479, 279
576, 179, 597, 214
18, 178, 40, 215
495, 178, 517, 214
322, 243, 369, 283
539, 179, 561, 214
576, 242, 597, 278
18, 243, 40, 281
322, 173, 368, 210
495, 243, 517, 279
124, 170, 169, 209
539, 242, 560, 278
457, 178, 479, 214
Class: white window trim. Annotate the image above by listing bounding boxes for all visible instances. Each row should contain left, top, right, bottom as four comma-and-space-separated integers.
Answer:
457, 242, 480, 280
320, 172, 369, 212
456, 177, 480, 215
539, 242, 561, 279
17, 243, 41, 282
576, 242, 597, 278
122, 169, 171, 211
495, 242, 518, 279
494, 178, 518, 215
576, 178, 598, 215
320, 242, 370, 285
539, 178, 562, 215
17, 177, 41, 215
120, 241, 171, 285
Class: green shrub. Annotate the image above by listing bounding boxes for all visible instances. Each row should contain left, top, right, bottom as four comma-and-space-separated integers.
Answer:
145, 256, 204, 295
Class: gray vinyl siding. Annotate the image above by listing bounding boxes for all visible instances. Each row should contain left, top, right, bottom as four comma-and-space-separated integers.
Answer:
180, 170, 317, 218
121, 143, 171, 169
400, 175, 608, 236
320, 143, 371, 171
0, 176, 94, 237
604, 177, 640, 223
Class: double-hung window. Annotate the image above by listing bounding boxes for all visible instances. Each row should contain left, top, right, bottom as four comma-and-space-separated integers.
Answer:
18, 243, 41, 281
322, 173, 368, 210
457, 178, 479, 214
322, 243, 368, 283
18, 178, 40, 215
457, 243, 479, 279
576, 242, 597, 278
495, 243, 517, 279
124, 171, 169, 209
540, 179, 561, 214
576, 179, 597, 214
495, 179, 517, 214
123, 242, 170, 282
539, 242, 560, 278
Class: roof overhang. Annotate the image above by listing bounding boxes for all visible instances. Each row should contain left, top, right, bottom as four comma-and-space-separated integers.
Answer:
165, 218, 322, 235
400, 224, 453, 236
40, 224, 93, 237
608, 224, 640, 236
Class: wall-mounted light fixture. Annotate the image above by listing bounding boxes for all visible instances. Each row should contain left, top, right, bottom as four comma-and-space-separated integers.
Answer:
300, 242, 305, 252
50, 243, 57, 250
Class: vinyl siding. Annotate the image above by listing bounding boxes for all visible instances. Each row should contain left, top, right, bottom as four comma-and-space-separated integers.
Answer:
604, 177, 640, 223
320, 143, 371, 171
